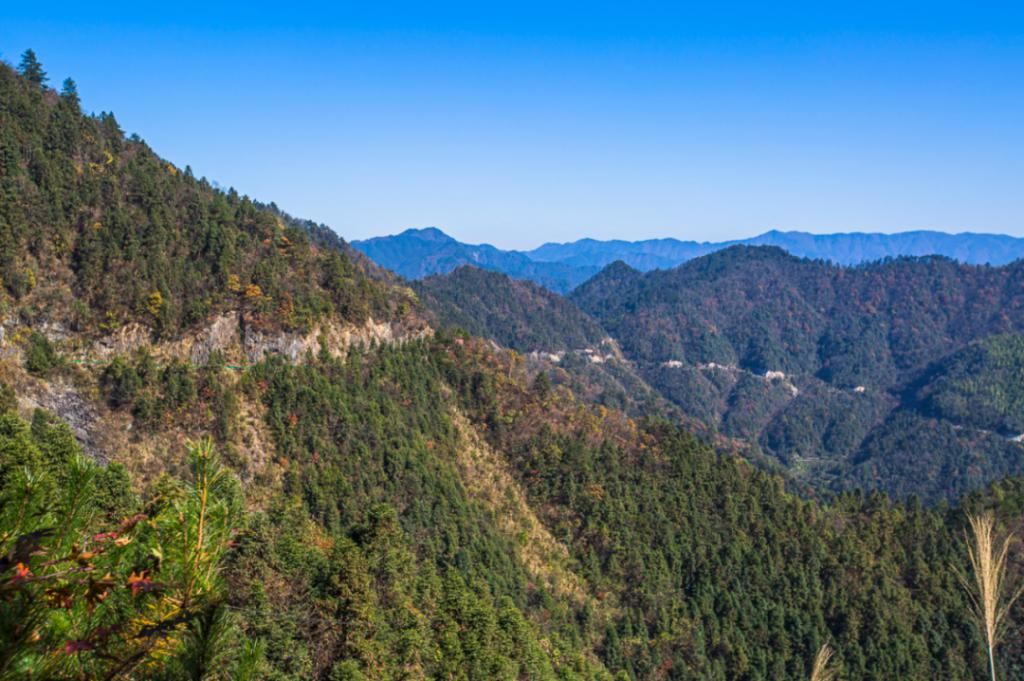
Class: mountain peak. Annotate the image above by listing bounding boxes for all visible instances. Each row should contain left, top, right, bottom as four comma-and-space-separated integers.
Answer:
399, 226, 456, 242
706, 243, 801, 263
600, 259, 641, 276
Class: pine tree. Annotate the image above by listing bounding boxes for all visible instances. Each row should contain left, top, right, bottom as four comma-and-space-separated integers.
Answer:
60, 77, 80, 108
17, 49, 47, 87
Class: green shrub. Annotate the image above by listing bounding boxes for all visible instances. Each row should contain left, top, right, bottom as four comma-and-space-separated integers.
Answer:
23, 331, 59, 376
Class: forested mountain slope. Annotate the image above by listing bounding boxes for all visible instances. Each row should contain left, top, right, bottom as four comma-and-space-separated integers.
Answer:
0, 53, 596, 680
4, 53, 1024, 681
0, 58, 410, 342
916, 333, 1024, 435
413, 265, 693, 424
414, 266, 608, 353
572, 246, 1024, 501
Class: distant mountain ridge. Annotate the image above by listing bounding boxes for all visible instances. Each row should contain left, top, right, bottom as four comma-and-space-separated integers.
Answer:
353, 227, 599, 292
353, 227, 1024, 291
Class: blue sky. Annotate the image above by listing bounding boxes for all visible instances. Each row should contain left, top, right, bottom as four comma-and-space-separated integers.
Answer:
4, 2, 1023, 249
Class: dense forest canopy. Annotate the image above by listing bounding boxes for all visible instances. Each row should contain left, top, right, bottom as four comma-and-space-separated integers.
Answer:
567, 247, 1024, 502
414, 266, 608, 353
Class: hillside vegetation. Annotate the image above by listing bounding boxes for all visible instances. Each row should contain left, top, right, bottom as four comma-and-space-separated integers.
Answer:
415, 266, 607, 353
572, 247, 1024, 501
0, 58, 404, 340
414, 266, 695, 424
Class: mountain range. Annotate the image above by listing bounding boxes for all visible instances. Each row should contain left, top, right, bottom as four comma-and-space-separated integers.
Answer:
411, 249, 1024, 503
353, 226, 1024, 292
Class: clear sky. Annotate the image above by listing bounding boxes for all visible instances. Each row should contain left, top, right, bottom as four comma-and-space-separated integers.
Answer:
4, 2, 1023, 249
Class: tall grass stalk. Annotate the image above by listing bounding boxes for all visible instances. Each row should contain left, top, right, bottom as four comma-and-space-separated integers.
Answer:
957, 512, 1023, 681
810, 643, 836, 681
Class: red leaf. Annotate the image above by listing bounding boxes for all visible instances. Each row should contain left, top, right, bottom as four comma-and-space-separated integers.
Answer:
10, 563, 31, 584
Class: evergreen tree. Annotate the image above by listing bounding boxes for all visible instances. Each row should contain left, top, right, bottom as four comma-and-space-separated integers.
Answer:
17, 49, 47, 86
60, 77, 79, 108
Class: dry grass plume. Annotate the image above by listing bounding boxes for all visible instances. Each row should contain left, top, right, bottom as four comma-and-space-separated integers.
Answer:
809, 643, 837, 681
957, 511, 1023, 681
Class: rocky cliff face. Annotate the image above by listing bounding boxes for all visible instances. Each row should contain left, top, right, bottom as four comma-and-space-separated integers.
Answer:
16, 378, 112, 463
87, 312, 431, 366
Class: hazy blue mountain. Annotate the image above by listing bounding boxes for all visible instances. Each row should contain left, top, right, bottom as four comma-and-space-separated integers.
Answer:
532, 229, 1024, 269
352, 227, 598, 292
744, 230, 1024, 265
354, 227, 1024, 292
526, 237, 721, 270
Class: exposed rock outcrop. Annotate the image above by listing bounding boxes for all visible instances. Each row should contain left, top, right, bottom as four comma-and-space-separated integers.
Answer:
89, 312, 431, 366
17, 379, 109, 464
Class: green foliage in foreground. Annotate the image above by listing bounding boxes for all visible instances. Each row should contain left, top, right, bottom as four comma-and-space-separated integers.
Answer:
6, 320, 1024, 680
0, 410, 253, 680
0, 396, 582, 680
